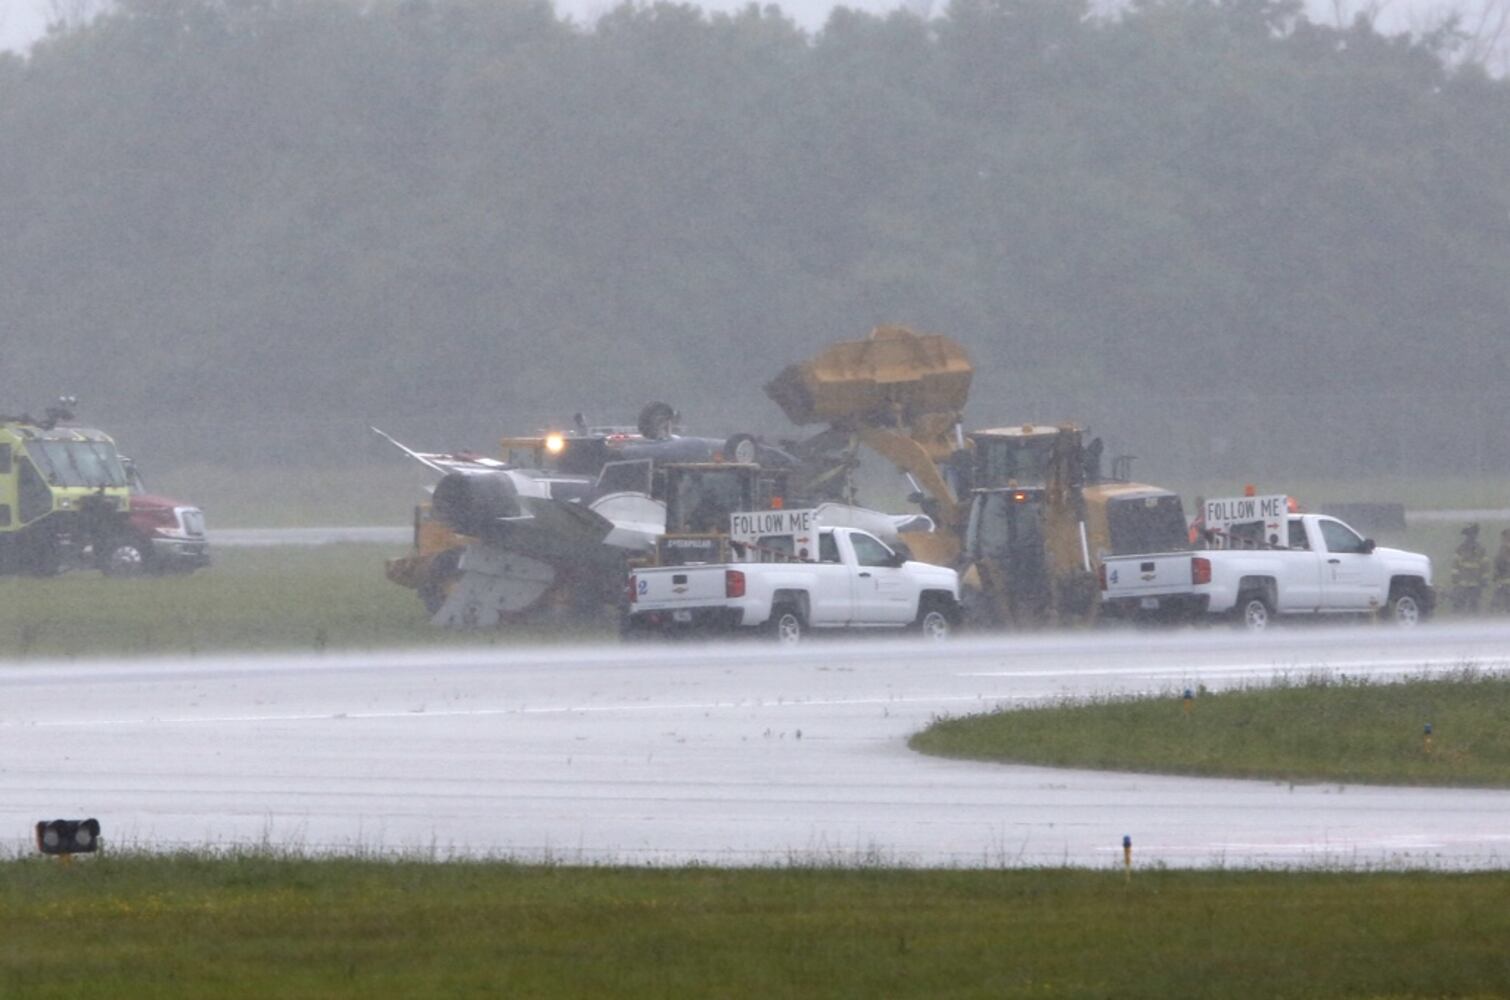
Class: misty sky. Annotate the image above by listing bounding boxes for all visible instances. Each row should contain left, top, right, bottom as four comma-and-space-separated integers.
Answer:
0, 0, 1485, 51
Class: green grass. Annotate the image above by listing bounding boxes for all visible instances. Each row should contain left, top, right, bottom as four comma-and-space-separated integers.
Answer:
2, 856, 1508, 998
0, 545, 611, 659
911, 672, 1510, 786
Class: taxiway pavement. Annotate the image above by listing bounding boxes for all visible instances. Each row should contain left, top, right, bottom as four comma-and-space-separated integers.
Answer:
4, 624, 1509, 867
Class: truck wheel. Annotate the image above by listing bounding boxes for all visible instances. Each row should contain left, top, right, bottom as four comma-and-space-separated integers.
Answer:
619, 615, 649, 643
100, 536, 150, 578
1387, 585, 1425, 627
767, 604, 804, 645
912, 599, 954, 640
1234, 592, 1273, 631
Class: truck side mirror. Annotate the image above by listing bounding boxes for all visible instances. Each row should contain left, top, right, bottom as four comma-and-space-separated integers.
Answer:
1361, 538, 1376, 554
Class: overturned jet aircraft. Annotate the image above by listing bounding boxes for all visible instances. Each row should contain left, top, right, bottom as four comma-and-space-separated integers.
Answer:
377, 404, 803, 628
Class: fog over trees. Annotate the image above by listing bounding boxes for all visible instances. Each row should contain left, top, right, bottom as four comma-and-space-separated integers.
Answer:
2, 0, 1506, 483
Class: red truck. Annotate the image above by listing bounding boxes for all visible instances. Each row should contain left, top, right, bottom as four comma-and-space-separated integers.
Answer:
113, 457, 211, 575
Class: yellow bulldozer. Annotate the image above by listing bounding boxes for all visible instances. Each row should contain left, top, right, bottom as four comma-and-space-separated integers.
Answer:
766, 327, 1188, 627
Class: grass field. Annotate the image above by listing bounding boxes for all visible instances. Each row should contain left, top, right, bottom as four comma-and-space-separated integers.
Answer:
152, 462, 1510, 528
2, 856, 1509, 998
150, 463, 430, 528
911, 671, 1510, 787
0, 524, 1503, 659
0, 544, 612, 659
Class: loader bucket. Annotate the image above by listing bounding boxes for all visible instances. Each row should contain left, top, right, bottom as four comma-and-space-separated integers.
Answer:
765, 326, 972, 427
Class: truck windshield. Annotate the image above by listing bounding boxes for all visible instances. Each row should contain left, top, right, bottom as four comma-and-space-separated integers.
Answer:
1105, 494, 1190, 555
29, 441, 127, 489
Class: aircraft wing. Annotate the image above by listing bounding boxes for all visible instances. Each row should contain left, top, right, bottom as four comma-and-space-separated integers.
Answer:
370, 426, 510, 476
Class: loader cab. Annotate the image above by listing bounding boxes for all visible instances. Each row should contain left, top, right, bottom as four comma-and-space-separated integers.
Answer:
964, 486, 1053, 618
969, 425, 1087, 491
660, 463, 768, 535
652, 463, 789, 566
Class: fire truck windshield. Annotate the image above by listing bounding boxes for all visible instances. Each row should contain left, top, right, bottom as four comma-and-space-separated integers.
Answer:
29, 440, 128, 489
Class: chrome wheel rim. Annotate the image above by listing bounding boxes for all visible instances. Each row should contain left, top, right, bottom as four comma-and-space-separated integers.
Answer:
1394, 595, 1420, 626
921, 610, 950, 640
1244, 600, 1269, 630
109, 545, 145, 575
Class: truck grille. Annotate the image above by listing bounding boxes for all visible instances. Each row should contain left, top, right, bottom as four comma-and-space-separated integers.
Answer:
179, 509, 207, 537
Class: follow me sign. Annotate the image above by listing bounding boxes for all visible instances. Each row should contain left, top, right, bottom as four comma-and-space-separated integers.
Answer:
729, 508, 815, 542
1204, 495, 1288, 525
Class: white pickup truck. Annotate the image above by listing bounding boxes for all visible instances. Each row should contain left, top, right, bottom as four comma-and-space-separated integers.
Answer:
623, 510, 961, 642
1100, 502, 1434, 629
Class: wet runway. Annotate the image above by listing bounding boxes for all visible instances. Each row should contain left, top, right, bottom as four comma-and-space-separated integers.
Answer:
4, 624, 1509, 868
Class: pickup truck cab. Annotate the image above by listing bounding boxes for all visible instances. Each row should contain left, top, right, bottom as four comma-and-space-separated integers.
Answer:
1101, 506, 1434, 629
624, 518, 961, 642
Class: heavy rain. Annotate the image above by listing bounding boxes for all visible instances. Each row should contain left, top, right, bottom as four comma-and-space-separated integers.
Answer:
3, 0, 1510, 992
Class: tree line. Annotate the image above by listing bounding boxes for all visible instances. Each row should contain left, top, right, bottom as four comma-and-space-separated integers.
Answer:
1, 0, 1506, 482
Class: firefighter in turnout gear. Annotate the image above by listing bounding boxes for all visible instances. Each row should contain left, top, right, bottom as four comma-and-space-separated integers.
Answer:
1449, 523, 1489, 613
1491, 528, 1510, 614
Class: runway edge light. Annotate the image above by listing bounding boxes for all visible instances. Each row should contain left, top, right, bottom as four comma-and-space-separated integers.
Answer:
35, 819, 102, 856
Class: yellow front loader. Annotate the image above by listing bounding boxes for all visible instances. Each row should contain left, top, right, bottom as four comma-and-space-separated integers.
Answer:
766, 327, 1186, 627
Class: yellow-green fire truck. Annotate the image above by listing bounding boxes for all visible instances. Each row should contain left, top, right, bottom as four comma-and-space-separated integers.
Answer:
0, 399, 203, 576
